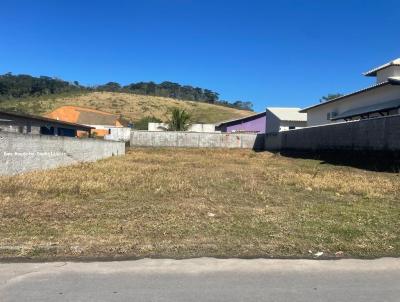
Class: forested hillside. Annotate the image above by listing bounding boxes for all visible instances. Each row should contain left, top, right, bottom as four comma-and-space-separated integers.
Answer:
0, 92, 253, 124
0, 73, 253, 111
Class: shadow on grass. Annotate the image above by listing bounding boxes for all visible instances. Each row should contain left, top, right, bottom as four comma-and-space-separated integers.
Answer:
277, 150, 400, 173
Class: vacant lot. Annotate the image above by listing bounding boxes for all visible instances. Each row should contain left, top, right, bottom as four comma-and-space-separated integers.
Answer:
0, 148, 399, 260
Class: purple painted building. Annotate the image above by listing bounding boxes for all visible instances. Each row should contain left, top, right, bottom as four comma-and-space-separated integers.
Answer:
216, 108, 307, 133
216, 112, 266, 133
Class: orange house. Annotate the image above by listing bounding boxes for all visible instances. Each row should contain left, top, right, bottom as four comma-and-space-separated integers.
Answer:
45, 106, 123, 137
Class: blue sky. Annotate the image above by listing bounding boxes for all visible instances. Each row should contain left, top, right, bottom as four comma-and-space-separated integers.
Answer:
1, 0, 399, 111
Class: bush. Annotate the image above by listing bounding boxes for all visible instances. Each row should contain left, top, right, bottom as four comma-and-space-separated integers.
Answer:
134, 116, 162, 130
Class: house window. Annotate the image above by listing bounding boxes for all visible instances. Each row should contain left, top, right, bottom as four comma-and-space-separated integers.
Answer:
327, 111, 338, 120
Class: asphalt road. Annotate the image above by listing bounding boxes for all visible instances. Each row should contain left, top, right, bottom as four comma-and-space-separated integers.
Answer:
0, 258, 399, 302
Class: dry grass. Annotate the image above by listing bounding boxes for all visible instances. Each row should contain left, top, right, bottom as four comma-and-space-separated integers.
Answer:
0, 148, 399, 260
0, 92, 252, 124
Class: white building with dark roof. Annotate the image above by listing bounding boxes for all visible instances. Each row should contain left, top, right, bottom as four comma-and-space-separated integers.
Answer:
300, 58, 400, 126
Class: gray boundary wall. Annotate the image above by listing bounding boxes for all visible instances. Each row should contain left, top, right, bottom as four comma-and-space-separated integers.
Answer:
131, 131, 264, 150
265, 114, 400, 152
0, 132, 125, 175
104, 127, 131, 142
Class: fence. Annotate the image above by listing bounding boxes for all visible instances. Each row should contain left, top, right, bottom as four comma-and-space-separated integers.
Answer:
130, 131, 264, 150
265, 114, 400, 152
104, 127, 131, 142
148, 122, 217, 133
0, 132, 125, 175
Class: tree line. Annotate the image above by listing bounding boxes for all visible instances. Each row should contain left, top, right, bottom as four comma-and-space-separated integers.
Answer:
96, 81, 253, 111
0, 73, 253, 111
0, 73, 83, 98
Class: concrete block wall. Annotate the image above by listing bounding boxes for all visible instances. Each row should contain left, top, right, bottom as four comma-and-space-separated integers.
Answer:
131, 131, 264, 150
148, 123, 217, 133
104, 127, 131, 142
265, 114, 400, 152
188, 124, 217, 133
0, 132, 125, 175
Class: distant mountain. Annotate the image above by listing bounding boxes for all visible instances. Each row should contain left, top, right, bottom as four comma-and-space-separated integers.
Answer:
0, 73, 254, 111
0, 91, 253, 125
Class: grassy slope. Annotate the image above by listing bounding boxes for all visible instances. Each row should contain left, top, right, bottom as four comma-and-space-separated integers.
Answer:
0, 92, 253, 123
0, 148, 399, 260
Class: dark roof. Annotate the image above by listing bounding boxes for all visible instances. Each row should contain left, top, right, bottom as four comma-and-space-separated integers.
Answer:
216, 112, 266, 127
300, 79, 400, 113
45, 106, 122, 126
76, 110, 119, 125
0, 110, 94, 131
331, 99, 400, 121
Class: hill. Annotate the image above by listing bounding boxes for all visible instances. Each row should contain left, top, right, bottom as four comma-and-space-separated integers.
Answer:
0, 92, 253, 124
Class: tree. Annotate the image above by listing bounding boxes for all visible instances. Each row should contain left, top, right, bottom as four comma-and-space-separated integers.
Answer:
0, 73, 84, 100
97, 82, 121, 92
134, 116, 162, 130
168, 108, 191, 131
232, 100, 253, 111
203, 89, 219, 103
320, 93, 343, 103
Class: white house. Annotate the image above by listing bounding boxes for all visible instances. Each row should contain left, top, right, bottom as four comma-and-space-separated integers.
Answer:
300, 58, 400, 126
148, 122, 218, 132
265, 107, 307, 133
